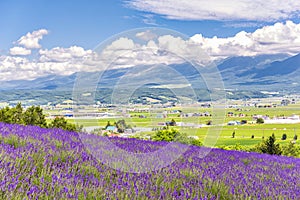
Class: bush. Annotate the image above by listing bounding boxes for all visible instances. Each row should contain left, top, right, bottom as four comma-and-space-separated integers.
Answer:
256, 118, 264, 124
174, 133, 202, 146
282, 142, 299, 157
152, 129, 180, 142
281, 133, 287, 140
152, 129, 202, 146
49, 117, 77, 131
241, 120, 247, 124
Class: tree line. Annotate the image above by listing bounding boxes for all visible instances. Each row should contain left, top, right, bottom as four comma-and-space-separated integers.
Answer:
0, 103, 80, 131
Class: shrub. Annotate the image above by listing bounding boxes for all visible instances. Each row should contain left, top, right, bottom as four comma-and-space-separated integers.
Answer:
152, 129, 180, 142
256, 118, 264, 124
282, 142, 299, 157
281, 133, 287, 140
49, 117, 78, 131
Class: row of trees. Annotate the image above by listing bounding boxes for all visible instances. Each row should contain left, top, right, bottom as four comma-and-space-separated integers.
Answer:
151, 127, 299, 157
0, 103, 79, 131
221, 133, 300, 157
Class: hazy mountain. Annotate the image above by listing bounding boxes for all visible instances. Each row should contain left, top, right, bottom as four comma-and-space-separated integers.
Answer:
1, 53, 299, 91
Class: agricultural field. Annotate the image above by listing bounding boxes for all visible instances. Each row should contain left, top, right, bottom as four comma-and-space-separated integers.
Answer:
51, 104, 300, 147
0, 123, 299, 199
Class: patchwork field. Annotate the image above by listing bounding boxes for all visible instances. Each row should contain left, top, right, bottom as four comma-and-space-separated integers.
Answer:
46, 104, 300, 147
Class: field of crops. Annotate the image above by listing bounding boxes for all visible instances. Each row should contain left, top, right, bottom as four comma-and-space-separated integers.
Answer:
0, 122, 299, 199
56, 105, 300, 147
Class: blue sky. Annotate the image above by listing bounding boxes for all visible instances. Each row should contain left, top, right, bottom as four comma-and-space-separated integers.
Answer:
1, 0, 300, 81
1, 0, 291, 50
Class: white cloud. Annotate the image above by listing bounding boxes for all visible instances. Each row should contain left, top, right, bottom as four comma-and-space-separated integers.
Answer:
191, 21, 300, 58
17, 29, 48, 49
136, 30, 157, 41
126, 0, 300, 21
9, 47, 31, 56
39, 46, 93, 62
2, 21, 300, 81
141, 14, 158, 25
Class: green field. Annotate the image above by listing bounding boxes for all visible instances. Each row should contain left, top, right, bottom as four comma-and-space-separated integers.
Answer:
46, 104, 300, 147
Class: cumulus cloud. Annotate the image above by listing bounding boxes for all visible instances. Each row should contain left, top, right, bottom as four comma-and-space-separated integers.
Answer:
0, 45, 100, 81
17, 29, 48, 49
191, 21, 300, 58
9, 47, 31, 56
2, 21, 300, 81
126, 0, 300, 22
39, 46, 94, 62
99, 33, 210, 70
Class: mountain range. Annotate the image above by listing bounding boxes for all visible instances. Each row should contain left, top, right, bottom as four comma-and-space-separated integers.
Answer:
1, 53, 300, 92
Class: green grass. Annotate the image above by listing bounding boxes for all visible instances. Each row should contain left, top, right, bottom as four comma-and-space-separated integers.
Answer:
46, 105, 300, 146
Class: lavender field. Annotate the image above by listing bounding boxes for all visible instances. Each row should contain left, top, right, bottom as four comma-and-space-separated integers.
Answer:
0, 122, 299, 199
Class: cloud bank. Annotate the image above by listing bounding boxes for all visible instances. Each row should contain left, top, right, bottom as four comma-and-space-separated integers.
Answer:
2, 21, 300, 81
126, 0, 300, 21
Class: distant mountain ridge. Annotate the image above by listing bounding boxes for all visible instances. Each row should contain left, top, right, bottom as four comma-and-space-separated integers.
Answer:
1, 53, 300, 91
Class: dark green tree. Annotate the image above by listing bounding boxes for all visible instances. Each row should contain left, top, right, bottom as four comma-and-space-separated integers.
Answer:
170, 119, 176, 126
259, 133, 282, 155
281, 133, 287, 140
49, 116, 77, 131
115, 119, 131, 133
0, 106, 12, 123
23, 106, 47, 128
256, 118, 264, 124
10, 103, 23, 124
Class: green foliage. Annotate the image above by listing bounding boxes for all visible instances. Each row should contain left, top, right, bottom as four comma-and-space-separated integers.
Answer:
294, 135, 298, 141
0, 106, 13, 123
173, 132, 202, 146
2, 135, 27, 148
166, 119, 176, 126
49, 117, 77, 131
281, 133, 287, 140
0, 103, 80, 132
114, 119, 131, 133
152, 129, 202, 146
0, 104, 47, 127
282, 142, 300, 157
10, 103, 23, 124
206, 120, 212, 125
256, 118, 264, 124
152, 129, 180, 142
23, 106, 47, 128
258, 134, 282, 155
